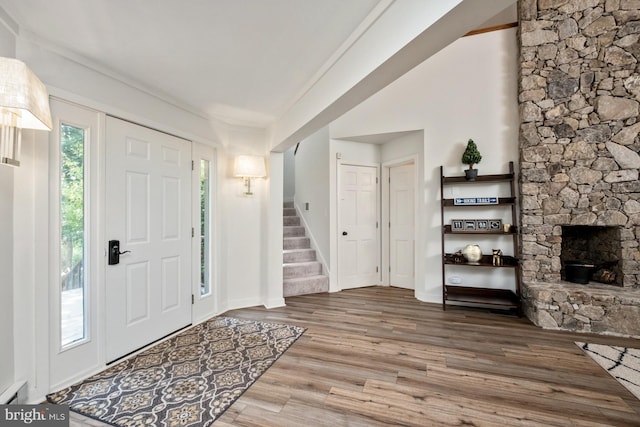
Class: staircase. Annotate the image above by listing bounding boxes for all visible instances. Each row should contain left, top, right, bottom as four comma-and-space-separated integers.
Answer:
283, 202, 329, 297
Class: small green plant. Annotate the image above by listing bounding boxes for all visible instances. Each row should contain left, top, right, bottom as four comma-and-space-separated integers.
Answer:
461, 139, 482, 170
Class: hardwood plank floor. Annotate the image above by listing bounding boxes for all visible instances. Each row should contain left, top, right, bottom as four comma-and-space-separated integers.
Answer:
71, 286, 640, 426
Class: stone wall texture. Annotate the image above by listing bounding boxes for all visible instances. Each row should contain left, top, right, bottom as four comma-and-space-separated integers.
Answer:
519, 0, 640, 337
519, 0, 640, 288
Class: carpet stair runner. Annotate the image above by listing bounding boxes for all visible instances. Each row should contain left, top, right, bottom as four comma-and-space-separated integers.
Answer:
283, 202, 329, 297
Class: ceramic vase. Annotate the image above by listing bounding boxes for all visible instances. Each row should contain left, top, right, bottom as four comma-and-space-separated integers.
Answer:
462, 244, 482, 263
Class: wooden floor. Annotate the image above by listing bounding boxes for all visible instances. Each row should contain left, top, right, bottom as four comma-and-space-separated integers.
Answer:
72, 286, 640, 426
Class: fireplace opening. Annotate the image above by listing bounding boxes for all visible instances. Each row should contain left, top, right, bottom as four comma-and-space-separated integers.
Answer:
560, 225, 622, 286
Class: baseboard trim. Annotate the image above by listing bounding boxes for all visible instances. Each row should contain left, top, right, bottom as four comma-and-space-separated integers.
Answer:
415, 289, 439, 304
0, 381, 27, 404
264, 297, 286, 309
223, 297, 262, 313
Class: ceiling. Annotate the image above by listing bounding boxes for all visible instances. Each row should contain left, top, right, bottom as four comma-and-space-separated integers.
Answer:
0, 0, 381, 127
0, 1, 517, 132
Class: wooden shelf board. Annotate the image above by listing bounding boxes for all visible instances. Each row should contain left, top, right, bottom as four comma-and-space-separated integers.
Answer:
443, 173, 514, 184
443, 225, 517, 235
444, 285, 519, 308
444, 253, 518, 267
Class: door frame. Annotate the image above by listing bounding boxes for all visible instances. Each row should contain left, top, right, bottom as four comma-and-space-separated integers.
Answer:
41, 94, 221, 394
336, 160, 381, 290
47, 98, 105, 390
381, 155, 418, 287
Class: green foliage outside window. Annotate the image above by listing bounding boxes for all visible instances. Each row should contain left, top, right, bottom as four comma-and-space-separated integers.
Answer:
60, 124, 85, 276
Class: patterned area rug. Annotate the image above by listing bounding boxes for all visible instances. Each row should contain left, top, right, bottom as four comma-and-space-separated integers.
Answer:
577, 342, 640, 400
48, 317, 305, 426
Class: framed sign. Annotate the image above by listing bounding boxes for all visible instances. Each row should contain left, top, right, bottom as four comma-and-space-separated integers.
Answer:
489, 219, 502, 231
464, 220, 476, 231
453, 197, 499, 206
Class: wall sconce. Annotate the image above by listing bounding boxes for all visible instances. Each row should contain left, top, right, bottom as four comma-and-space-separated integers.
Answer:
0, 57, 52, 167
233, 155, 266, 195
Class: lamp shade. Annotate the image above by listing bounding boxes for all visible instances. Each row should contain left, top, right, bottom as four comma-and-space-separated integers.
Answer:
0, 57, 52, 130
233, 155, 266, 178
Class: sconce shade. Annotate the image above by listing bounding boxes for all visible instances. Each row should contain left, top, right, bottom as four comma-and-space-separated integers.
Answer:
0, 57, 52, 130
233, 155, 266, 178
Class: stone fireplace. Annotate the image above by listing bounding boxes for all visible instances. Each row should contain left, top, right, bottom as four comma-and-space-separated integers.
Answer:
518, 0, 640, 337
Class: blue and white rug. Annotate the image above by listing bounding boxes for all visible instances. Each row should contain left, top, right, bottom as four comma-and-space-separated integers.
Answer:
577, 342, 640, 400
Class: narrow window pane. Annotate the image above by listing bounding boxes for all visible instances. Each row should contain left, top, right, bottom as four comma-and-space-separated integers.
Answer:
60, 124, 86, 347
200, 159, 211, 296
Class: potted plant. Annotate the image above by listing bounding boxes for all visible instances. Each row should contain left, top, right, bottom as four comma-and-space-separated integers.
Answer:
461, 139, 482, 180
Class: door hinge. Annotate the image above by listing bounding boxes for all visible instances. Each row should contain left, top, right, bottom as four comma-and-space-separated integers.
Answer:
376, 221, 378, 228
192, 294, 195, 304
192, 227, 195, 237
376, 177, 379, 184
376, 266, 379, 273
191, 160, 194, 170
389, 266, 391, 272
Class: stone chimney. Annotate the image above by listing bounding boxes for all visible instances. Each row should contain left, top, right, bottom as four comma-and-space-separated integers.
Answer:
518, 0, 640, 336
519, 0, 640, 288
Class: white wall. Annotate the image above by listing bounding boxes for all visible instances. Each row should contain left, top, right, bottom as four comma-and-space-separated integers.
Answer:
0, 165, 14, 398
331, 28, 519, 302
294, 127, 331, 269
283, 146, 295, 202
219, 127, 271, 310
0, 18, 16, 398
14, 130, 46, 400
381, 132, 423, 164
333, 140, 380, 164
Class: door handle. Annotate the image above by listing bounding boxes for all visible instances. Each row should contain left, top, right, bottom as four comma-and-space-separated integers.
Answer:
108, 240, 131, 265
342, 231, 348, 236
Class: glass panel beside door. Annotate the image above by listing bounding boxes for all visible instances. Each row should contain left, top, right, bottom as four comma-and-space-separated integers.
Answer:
200, 159, 211, 296
59, 123, 87, 348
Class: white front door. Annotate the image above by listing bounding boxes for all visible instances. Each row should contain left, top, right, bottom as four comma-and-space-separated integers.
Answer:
338, 164, 380, 289
389, 163, 415, 289
105, 117, 192, 362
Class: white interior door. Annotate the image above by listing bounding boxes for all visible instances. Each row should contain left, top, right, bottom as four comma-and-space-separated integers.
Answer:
389, 163, 415, 289
338, 164, 380, 289
105, 117, 192, 362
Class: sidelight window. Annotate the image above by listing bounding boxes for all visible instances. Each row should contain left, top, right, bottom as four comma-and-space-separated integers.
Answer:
200, 159, 211, 296
59, 123, 88, 347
